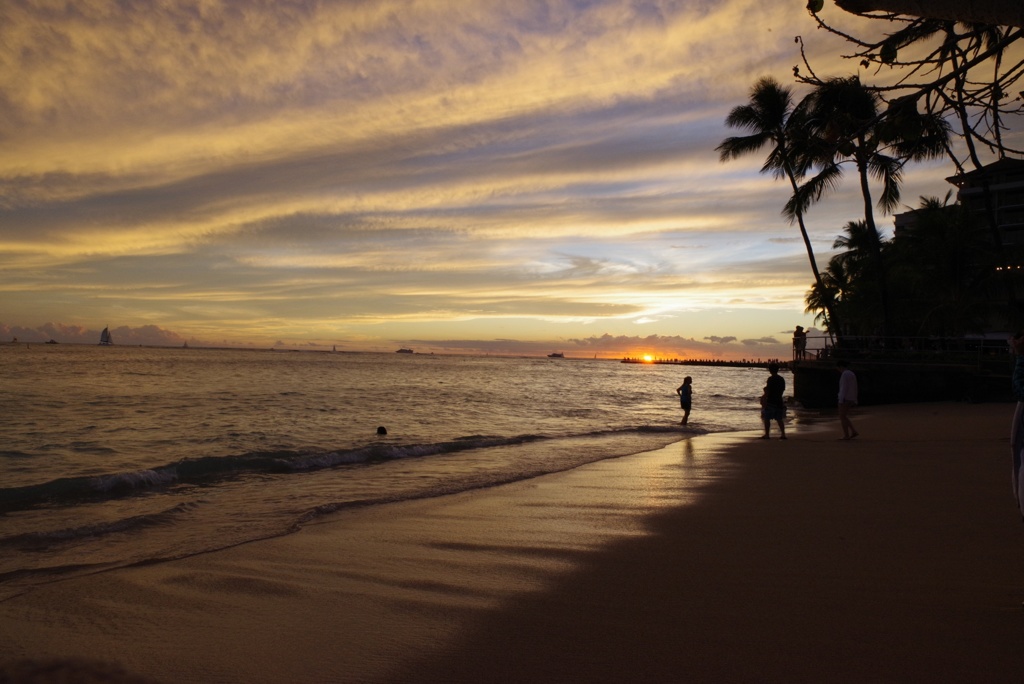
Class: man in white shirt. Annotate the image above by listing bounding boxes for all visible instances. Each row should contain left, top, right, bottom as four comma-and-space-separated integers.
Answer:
837, 359, 859, 440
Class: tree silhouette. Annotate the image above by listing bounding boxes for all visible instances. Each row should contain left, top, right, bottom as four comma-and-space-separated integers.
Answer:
789, 76, 949, 337
798, 6, 1023, 167
717, 76, 838, 337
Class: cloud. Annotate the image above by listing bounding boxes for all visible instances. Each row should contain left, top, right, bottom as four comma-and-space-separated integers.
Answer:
0, 319, 799, 359
742, 336, 783, 346
0, 0, 923, 352
0, 321, 187, 346
566, 333, 734, 356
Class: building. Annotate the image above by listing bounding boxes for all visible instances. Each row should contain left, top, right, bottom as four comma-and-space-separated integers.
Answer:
947, 157, 1024, 249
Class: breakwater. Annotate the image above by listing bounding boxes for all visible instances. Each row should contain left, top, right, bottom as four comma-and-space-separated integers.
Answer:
621, 357, 789, 370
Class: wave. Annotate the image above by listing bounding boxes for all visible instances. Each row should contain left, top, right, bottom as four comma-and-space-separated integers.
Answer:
0, 427, 696, 514
0, 426, 716, 596
0, 502, 197, 551
0, 450, 35, 459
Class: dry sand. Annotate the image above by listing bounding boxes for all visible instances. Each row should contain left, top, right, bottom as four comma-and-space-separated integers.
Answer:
2, 402, 1024, 683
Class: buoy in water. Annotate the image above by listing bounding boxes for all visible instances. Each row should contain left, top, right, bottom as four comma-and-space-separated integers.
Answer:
376, 426, 388, 435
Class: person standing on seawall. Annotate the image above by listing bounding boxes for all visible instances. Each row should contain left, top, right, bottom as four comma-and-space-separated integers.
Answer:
760, 363, 786, 440
676, 376, 693, 425
793, 325, 807, 360
1010, 334, 1024, 519
837, 359, 859, 441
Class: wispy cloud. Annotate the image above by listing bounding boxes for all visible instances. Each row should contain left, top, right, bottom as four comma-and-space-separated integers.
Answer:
0, 0, 951, 357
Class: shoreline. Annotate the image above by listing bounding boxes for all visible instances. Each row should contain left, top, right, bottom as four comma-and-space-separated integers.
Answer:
3, 403, 1024, 682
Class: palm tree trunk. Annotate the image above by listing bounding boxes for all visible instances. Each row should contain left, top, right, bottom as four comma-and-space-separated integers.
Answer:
785, 165, 839, 342
856, 153, 892, 339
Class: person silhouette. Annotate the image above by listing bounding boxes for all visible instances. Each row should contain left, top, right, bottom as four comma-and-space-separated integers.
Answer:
793, 326, 807, 360
837, 360, 859, 440
676, 376, 693, 425
760, 363, 786, 439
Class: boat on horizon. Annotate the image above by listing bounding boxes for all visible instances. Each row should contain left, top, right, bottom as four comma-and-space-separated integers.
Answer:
396, 348, 414, 354
99, 326, 114, 346
547, 352, 565, 358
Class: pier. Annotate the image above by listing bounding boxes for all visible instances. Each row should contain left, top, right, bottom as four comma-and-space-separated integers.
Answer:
621, 357, 790, 370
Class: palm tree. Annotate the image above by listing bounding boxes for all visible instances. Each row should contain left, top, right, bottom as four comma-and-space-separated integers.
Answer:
789, 76, 949, 338
806, 220, 891, 342
832, 220, 889, 337
717, 76, 838, 340
832, 219, 886, 273
805, 257, 851, 337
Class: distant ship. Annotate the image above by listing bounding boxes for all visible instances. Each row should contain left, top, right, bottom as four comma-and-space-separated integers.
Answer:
99, 326, 114, 346
547, 352, 565, 358
396, 348, 414, 354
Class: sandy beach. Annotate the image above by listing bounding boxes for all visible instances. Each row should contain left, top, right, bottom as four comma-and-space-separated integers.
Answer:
3, 402, 1024, 683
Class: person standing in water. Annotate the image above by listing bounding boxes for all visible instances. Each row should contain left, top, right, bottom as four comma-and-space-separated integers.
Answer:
760, 363, 786, 439
676, 376, 693, 425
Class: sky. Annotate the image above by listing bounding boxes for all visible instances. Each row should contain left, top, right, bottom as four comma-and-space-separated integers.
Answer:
0, 0, 997, 359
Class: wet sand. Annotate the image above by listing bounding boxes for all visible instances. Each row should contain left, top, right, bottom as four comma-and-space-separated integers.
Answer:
2, 402, 1024, 682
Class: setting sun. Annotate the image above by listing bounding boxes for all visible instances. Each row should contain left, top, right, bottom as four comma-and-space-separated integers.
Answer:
643, 355, 653, 362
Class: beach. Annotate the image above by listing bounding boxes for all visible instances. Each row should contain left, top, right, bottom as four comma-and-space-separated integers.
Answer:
3, 402, 1024, 682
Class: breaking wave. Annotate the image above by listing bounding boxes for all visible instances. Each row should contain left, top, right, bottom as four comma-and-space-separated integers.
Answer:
0, 426, 701, 515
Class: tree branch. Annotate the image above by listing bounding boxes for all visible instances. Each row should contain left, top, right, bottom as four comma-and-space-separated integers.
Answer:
833, 0, 1024, 29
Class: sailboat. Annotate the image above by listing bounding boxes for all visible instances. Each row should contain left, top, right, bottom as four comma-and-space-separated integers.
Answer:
99, 326, 114, 346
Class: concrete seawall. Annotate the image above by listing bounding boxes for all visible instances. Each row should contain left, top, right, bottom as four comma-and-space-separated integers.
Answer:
792, 359, 1013, 408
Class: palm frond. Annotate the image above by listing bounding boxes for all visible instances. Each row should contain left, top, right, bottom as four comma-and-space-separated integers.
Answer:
716, 134, 770, 162
868, 155, 904, 213
784, 163, 844, 223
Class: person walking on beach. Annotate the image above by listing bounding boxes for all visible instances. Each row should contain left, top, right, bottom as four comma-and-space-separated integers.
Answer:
760, 363, 786, 439
676, 376, 693, 425
837, 359, 859, 440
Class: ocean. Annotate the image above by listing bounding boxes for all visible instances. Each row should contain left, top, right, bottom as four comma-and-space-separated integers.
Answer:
0, 344, 787, 600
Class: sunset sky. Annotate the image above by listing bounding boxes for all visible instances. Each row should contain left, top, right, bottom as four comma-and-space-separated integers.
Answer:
0, 1, 986, 358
